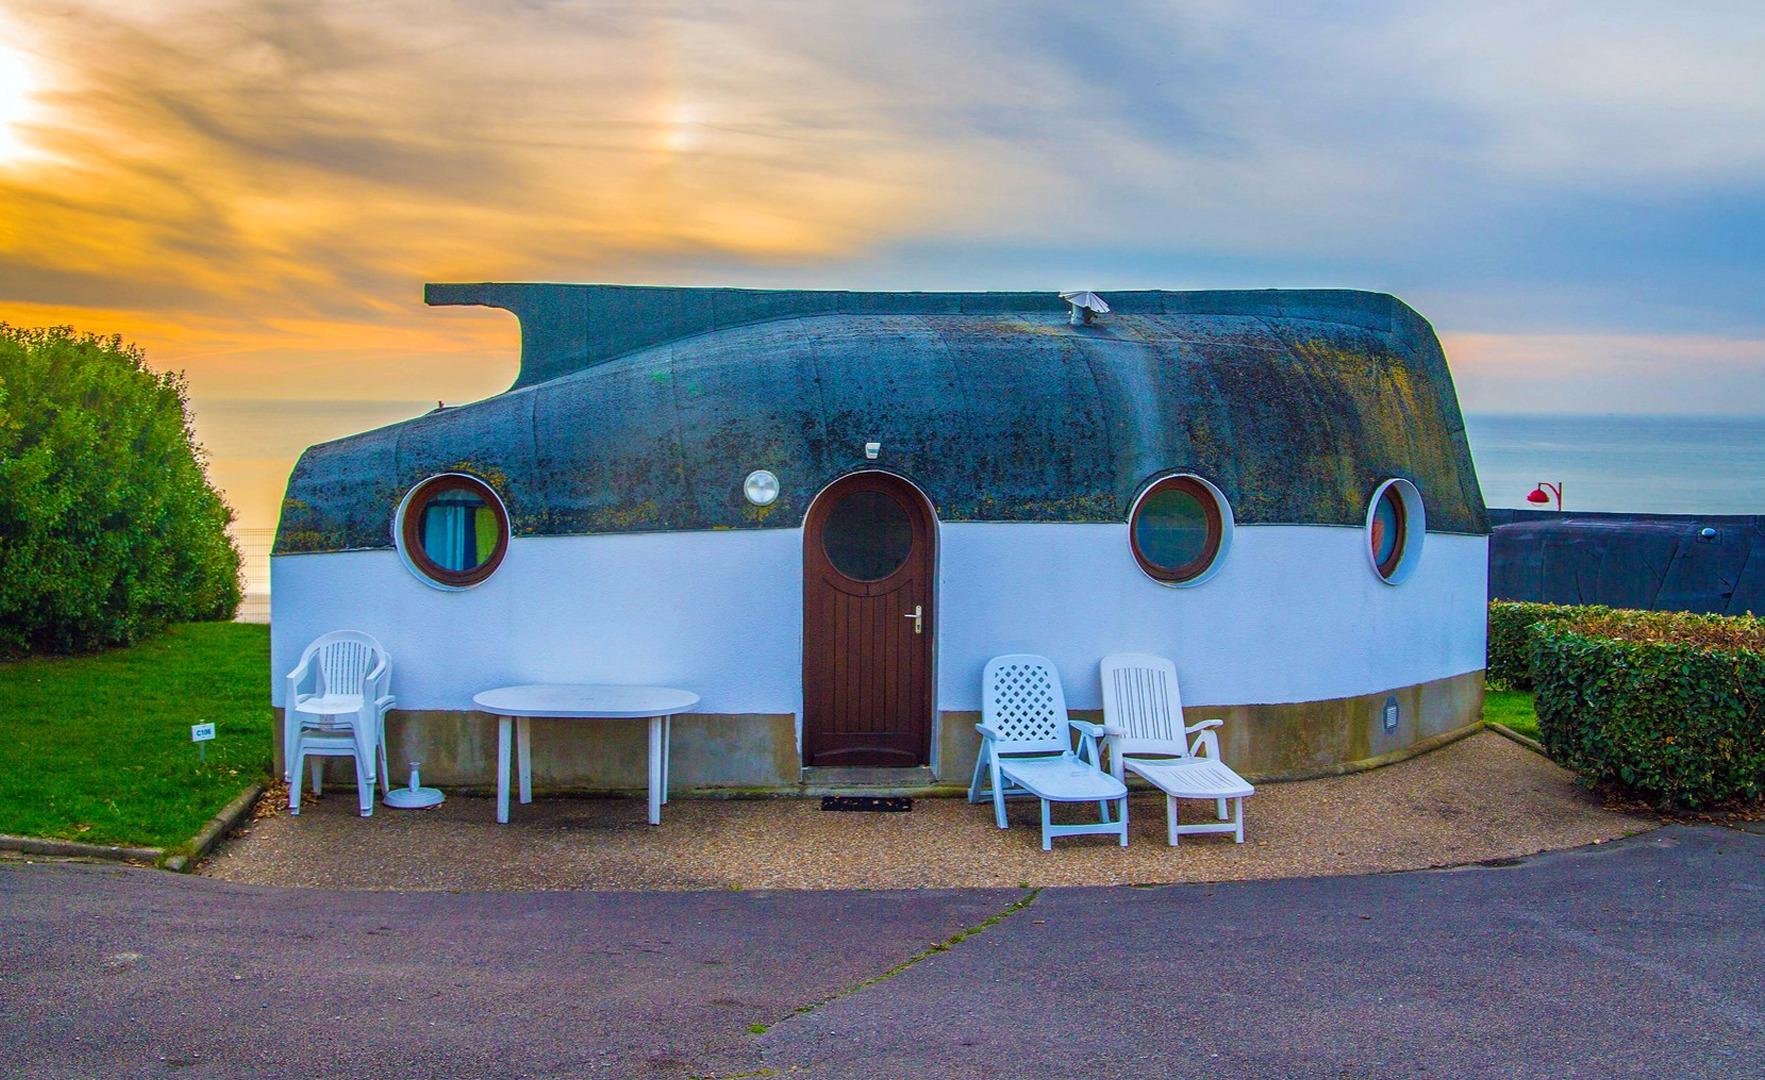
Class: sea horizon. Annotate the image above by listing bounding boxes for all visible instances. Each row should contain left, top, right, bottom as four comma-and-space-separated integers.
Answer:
1463, 412, 1765, 517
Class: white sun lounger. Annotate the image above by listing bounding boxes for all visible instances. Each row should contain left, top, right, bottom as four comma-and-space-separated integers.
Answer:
1100, 653, 1254, 846
969, 654, 1128, 850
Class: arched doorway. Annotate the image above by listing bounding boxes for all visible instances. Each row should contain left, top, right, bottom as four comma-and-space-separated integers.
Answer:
802, 472, 936, 767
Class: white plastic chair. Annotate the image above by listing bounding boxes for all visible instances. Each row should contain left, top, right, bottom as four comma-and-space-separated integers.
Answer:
283, 631, 392, 817
1099, 653, 1253, 845
968, 654, 1128, 850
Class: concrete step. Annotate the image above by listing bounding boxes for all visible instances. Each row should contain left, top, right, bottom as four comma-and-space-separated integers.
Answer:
800, 765, 939, 792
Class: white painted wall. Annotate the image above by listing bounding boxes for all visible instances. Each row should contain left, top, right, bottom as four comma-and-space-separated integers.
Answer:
272, 530, 806, 713
935, 524, 1487, 709
271, 524, 1487, 714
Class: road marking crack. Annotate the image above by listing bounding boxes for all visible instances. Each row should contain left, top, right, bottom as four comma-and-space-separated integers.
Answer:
702, 888, 1042, 1078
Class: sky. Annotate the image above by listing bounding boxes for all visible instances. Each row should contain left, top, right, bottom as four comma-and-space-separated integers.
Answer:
1, 0, 1763, 541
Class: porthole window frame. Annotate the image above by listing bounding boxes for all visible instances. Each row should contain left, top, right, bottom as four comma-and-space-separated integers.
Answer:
393, 472, 511, 591
1365, 478, 1425, 586
1127, 473, 1234, 588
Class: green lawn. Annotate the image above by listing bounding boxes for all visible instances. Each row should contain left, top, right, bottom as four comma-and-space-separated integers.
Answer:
0, 622, 271, 848
1485, 686, 1540, 741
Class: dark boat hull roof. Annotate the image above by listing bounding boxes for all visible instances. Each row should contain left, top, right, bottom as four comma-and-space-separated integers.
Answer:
275, 287, 1487, 555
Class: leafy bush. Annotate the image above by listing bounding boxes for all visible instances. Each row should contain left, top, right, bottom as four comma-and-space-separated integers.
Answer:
1486, 601, 1608, 689
0, 325, 241, 655
1530, 609, 1765, 808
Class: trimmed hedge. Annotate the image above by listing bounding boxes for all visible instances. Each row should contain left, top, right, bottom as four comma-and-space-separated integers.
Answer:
0, 325, 241, 655
1486, 601, 1608, 689
1530, 609, 1765, 808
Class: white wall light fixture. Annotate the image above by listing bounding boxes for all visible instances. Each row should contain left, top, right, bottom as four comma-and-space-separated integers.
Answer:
743, 469, 781, 506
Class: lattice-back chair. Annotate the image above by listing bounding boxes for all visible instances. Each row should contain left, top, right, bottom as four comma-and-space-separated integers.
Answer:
1099, 653, 1253, 845
968, 654, 1128, 849
283, 631, 393, 817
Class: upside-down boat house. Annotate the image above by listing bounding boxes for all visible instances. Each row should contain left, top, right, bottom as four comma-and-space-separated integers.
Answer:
270, 284, 1489, 791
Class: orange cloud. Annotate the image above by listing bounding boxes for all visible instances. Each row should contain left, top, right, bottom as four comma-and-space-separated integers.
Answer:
0, 299, 517, 402
0, 1, 968, 331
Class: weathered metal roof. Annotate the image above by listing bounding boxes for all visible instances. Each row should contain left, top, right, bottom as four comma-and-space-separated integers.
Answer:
274, 285, 1488, 555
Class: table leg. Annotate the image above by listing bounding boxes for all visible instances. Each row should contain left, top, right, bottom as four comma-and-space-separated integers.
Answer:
661, 716, 671, 805
517, 716, 532, 804
496, 715, 511, 824
647, 715, 662, 825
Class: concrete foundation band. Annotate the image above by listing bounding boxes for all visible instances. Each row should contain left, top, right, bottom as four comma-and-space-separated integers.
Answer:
278, 672, 1484, 792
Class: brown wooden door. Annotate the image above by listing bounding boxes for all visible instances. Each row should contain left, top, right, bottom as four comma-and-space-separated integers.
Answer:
803, 472, 935, 767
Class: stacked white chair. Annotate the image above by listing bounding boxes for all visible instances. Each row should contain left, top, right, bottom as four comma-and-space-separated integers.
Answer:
969, 654, 1128, 850
1099, 652, 1254, 845
283, 631, 393, 817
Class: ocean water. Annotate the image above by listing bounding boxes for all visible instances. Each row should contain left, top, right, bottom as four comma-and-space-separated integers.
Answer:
1464, 413, 1765, 515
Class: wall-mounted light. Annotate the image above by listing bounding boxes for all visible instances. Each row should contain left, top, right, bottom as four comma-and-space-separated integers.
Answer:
743, 469, 780, 506
864, 441, 881, 460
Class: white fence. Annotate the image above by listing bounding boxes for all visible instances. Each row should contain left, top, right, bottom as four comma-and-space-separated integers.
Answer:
234, 527, 274, 623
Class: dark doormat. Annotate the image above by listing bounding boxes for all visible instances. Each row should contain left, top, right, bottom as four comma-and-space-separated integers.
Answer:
821, 795, 913, 813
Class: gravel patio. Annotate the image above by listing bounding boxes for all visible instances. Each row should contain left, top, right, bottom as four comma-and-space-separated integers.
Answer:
202, 731, 1650, 891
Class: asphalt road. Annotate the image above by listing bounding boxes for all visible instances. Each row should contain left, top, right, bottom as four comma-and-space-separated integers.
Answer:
2, 825, 1760, 1079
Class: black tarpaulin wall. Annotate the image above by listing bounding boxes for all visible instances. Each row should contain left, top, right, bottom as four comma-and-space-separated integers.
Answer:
1488, 509, 1765, 614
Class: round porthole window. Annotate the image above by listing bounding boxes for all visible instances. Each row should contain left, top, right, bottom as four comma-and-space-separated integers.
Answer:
1128, 474, 1232, 587
1366, 478, 1424, 585
395, 473, 510, 589
821, 488, 914, 582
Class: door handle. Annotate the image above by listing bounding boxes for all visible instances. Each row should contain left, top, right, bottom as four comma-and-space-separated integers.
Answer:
903, 604, 923, 635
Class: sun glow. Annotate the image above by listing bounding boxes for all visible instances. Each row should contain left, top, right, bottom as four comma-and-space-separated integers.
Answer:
0, 40, 43, 163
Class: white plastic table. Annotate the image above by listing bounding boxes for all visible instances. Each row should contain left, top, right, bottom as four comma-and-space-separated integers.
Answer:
470, 684, 700, 825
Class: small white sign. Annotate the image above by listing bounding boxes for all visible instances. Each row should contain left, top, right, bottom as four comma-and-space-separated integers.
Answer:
191, 722, 216, 743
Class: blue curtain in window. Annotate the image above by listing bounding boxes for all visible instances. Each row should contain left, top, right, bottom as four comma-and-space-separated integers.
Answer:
423, 498, 476, 571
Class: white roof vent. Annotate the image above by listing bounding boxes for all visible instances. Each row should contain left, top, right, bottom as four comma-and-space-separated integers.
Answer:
1059, 290, 1110, 326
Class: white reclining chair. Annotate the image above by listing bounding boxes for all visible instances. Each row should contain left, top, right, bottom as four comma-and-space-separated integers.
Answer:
969, 654, 1128, 850
284, 631, 393, 817
1100, 653, 1253, 845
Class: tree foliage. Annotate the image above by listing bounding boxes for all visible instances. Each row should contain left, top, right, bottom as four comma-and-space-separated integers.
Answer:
0, 325, 241, 655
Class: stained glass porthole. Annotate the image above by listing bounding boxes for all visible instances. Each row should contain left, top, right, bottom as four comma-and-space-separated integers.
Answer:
1370, 484, 1406, 579
397, 474, 509, 588
1367, 479, 1424, 585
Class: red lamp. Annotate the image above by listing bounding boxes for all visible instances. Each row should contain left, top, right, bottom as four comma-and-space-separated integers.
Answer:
1527, 482, 1563, 510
